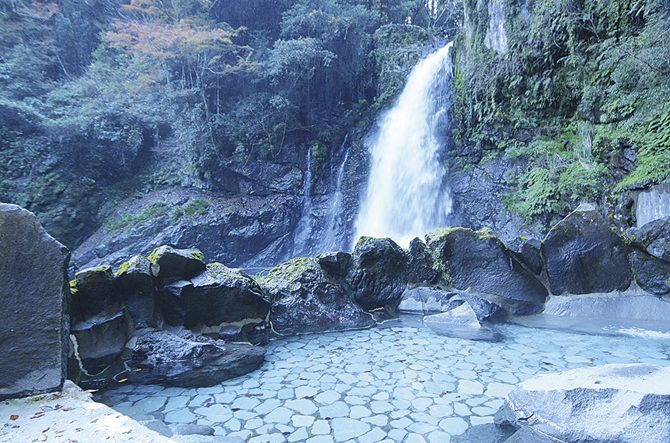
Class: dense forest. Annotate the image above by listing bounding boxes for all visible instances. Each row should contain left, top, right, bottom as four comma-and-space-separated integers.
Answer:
1, 0, 669, 267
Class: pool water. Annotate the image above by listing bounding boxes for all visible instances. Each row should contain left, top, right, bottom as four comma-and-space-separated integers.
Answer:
96, 317, 670, 443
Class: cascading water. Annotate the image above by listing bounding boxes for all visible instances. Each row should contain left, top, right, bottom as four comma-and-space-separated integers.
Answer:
636, 185, 670, 227
323, 135, 351, 251
292, 149, 313, 255
354, 42, 454, 246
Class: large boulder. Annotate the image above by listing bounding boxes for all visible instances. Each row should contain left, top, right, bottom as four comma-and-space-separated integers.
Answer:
160, 263, 270, 332
406, 238, 440, 285
423, 301, 503, 342
114, 255, 157, 327
125, 329, 265, 387
507, 237, 543, 275
427, 227, 548, 315
0, 204, 70, 400
542, 208, 632, 294
70, 309, 133, 373
630, 216, 670, 262
259, 258, 375, 335
70, 265, 118, 321
316, 251, 352, 278
348, 237, 408, 311
148, 245, 206, 281
497, 364, 670, 443
629, 249, 670, 296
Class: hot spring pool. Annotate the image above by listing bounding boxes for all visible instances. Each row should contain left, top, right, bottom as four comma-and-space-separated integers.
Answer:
96, 318, 670, 442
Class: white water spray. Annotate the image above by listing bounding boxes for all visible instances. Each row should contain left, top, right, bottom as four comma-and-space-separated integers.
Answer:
354, 43, 454, 246
293, 149, 313, 255
636, 185, 670, 228
323, 135, 351, 251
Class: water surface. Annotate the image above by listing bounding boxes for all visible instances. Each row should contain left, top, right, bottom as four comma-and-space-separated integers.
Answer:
97, 318, 670, 442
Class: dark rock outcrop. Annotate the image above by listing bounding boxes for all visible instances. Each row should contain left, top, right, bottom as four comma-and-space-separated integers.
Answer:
114, 255, 156, 327
71, 309, 133, 373
160, 263, 270, 331
629, 249, 670, 296
348, 237, 408, 311
71, 265, 118, 321
317, 251, 352, 278
630, 216, 670, 262
496, 364, 670, 443
73, 190, 301, 270
148, 245, 205, 281
507, 237, 543, 275
260, 258, 375, 335
542, 208, 632, 294
0, 203, 70, 400
406, 238, 440, 285
126, 329, 265, 387
427, 228, 547, 314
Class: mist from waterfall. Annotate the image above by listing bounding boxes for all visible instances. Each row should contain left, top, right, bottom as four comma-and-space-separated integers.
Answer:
636, 185, 670, 228
293, 149, 313, 255
354, 42, 454, 246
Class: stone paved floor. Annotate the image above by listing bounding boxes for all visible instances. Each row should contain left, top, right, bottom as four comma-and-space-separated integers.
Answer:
96, 318, 670, 443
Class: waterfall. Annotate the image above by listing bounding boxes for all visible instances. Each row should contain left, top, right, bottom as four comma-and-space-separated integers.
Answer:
636, 185, 670, 228
485, 0, 509, 55
354, 42, 454, 246
323, 135, 351, 251
293, 149, 313, 255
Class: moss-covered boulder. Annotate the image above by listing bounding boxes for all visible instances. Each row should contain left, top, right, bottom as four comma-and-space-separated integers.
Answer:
427, 227, 548, 315
71, 265, 118, 320
259, 258, 375, 335
348, 237, 408, 311
542, 208, 632, 295
114, 255, 156, 328
160, 263, 270, 333
148, 245, 206, 281
406, 237, 440, 286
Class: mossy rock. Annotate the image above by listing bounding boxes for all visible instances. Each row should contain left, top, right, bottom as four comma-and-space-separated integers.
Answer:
148, 245, 206, 281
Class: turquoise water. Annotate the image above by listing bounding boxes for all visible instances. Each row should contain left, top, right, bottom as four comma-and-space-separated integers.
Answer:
97, 318, 670, 442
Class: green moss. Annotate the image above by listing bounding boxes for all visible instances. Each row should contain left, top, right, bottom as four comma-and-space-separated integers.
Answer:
69, 279, 78, 295
104, 202, 169, 234
173, 199, 209, 220
115, 260, 131, 277
617, 111, 670, 189
147, 247, 162, 264
206, 262, 239, 279
190, 250, 205, 261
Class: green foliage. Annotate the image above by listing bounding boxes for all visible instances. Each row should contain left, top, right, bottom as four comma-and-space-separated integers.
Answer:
506, 168, 560, 219
617, 111, 670, 189
104, 202, 169, 234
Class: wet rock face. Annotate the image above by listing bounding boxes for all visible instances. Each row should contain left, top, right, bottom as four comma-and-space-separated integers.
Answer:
126, 329, 265, 387
427, 228, 547, 315
71, 266, 118, 321
631, 216, 670, 262
629, 249, 670, 296
348, 237, 408, 311
160, 263, 270, 329
114, 255, 156, 327
73, 190, 301, 270
406, 238, 440, 285
542, 209, 632, 294
496, 364, 670, 443
259, 258, 375, 335
70, 309, 133, 373
0, 203, 70, 400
